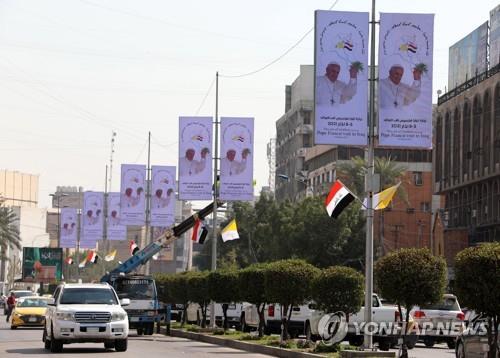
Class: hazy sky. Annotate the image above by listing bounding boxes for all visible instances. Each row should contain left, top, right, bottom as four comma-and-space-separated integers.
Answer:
1, 0, 498, 208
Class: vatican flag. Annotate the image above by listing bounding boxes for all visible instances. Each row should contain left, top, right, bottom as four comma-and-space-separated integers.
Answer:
221, 219, 239, 242
104, 249, 117, 262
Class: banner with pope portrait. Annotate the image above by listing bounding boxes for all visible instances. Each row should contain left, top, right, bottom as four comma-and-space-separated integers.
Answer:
178, 117, 213, 200
119, 164, 146, 225
151, 165, 176, 227
378, 13, 434, 148
107, 192, 126, 241
80, 191, 104, 249
219, 117, 254, 201
314, 10, 369, 146
60, 207, 78, 248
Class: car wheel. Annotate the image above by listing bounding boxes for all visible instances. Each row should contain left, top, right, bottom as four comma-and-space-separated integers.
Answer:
240, 315, 249, 333
104, 341, 115, 349
349, 336, 364, 347
455, 341, 465, 358
50, 330, 63, 353
43, 327, 51, 350
378, 338, 391, 351
146, 323, 154, 335
115, 338, 128, 352
424, 337, 435, 348
405, 334, 418, 349
10, 325, 17, 330
447, 339, 456, 349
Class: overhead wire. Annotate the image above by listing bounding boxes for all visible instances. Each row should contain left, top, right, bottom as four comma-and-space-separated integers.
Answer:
219, 0, 341, 79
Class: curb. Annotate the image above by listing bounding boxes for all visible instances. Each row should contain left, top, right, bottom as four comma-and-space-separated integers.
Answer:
161, 327, 325, 358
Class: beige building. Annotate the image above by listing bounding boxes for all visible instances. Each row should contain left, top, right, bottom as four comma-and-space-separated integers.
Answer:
0, 170, 39, 207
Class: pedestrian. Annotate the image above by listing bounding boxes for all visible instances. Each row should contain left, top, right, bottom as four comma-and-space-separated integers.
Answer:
6, 292, 16, 322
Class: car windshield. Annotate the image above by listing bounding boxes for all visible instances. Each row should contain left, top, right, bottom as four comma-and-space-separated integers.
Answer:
421, 297, 460, 311
59, 288, 118, 305
114, 278, 155, 300
18, 298, 48, 307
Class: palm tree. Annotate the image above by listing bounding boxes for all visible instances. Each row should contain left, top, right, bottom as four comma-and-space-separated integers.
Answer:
0, 207, 22, 281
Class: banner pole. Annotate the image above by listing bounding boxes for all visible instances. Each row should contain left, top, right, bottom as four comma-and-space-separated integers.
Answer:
145, 132, 152, 275
210, 72, 219, 328
364, 0, 376, 350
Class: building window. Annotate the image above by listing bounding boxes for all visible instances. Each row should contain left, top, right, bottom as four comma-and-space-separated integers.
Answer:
414, 172, 423, 186
420, 202, 430, 212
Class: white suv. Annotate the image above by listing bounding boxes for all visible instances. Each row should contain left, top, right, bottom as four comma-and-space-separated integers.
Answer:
43, 283, 130, 353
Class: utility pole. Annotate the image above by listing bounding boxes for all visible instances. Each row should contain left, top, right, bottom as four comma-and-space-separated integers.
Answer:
145, 132, 152, 275
210, 72, 219, 328
363, 0, 377, 349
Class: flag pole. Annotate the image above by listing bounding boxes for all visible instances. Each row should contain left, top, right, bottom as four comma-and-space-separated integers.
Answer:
363, 0, 377, 350
210, 72, 219, 328
145, 131, 152, 275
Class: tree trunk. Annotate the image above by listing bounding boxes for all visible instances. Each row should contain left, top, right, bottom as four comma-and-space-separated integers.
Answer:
222, 303, 228, 331
257, 303, 265, 338
399, 304, 409, 358
182, 303, 188, 327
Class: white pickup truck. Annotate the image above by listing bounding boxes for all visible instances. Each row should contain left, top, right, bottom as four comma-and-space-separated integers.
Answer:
242, 302, 317, 338
310, 294, 418, 350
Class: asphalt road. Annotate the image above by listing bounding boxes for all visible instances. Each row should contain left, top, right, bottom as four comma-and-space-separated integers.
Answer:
0, 312, 269, 358
0, 310, 456, 357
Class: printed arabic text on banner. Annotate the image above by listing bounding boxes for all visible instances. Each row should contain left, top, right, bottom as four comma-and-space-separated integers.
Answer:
178, 117, 213, 200
119, 164, 146, 225
219, 117, 254, 201
81, 191, 104, 249
107, 192, 127, 241
60, 208, 78, 248
314, 10, 369, 146
378, 13, 434, 148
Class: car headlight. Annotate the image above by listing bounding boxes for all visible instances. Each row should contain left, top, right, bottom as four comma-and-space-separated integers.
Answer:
56, 312, 74, 321
111, 312, 127, 321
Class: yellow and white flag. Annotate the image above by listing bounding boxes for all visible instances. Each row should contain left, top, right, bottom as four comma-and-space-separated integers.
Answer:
363, 182, 401, 210
78, 257, 87, 268
221, 219, 239, 242
104, 249, 117, 262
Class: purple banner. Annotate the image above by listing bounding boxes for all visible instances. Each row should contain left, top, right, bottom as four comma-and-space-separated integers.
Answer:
151, 166, 176, 227
314, 10, 369, 145
81, 191, 104, 249
107, 192, 127, 241
178, 117, 213, 200
60, 208, 78, 248
120, 164, 146, 225
378, 13, 434, 148
219, 117, 254, 201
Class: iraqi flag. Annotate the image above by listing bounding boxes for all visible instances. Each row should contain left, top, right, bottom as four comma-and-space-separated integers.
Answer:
325, 180, 355, 219
191, 218, 208, 244
86, 250, 98, 264
65, 257, 73, 265
129, 240, 139, 256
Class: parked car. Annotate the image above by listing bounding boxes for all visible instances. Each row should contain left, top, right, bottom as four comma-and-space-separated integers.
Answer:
243, 302, 317, 338
10, 296, 51, 329
43, 282, 130, 353
410, 293, 465, 349
214, 303, 243, 329
455, 312, 500, 358
310, 293, 418, 351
